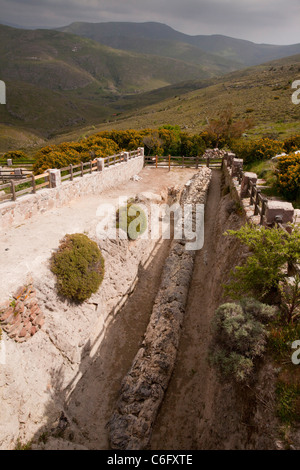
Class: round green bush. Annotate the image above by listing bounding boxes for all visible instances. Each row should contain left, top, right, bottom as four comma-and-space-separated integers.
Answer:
50, 233, 105, 303
210, 299, 276, 383
116, 203, 147, 240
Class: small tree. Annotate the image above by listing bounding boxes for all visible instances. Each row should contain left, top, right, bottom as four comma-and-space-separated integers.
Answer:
205, 106, 254, 147
224, 224, 300, 323
210, 300, 277, 383
278, 275, 300, 324
143, 131, 164, 156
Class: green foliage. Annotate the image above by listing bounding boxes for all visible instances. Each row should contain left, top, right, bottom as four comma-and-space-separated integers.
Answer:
143, 131, 164, 156
276, 152, 300, 201
278, 275, 300, 324
50, 233, 105, 303
210, 299, 276, 383
268, 322, 300, 358
14, 439, 32, 450
276, 381, 300, 424
33, 137, 120, 174
283, 135, 300, 154
116, 203, 148, 240
3, 150, 28, 160
203, 107, 254, 148
224, 224, 300, 304
231, 137, 285, 164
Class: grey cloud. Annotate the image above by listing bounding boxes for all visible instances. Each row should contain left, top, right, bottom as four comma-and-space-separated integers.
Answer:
0, 0, 299, 44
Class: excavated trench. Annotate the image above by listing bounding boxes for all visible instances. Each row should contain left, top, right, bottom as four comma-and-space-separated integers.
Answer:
2, 167, 280, 450
62, 168, 277, 451
150, 169, 279, 450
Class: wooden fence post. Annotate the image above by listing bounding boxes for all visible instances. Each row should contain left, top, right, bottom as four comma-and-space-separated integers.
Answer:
260, 197, 268, 225
206, 157, 210, 168
168, 155, 171, 171
70, 164, 73, 181
156, 155, 158, 169
196, 155, 199, 169
31, 174, 36, 194
81, 162, 84, 177
182, 155, 184, 168
250, 183, 255, 205
10, 180, 16, 201
254, 189, 261, 216
48, 170, 52, 189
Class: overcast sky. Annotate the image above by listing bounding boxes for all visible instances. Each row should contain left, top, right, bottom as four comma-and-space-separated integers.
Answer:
1, 0, 300, 45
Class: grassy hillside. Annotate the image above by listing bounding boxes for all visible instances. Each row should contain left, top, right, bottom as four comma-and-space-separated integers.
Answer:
1, 23, 300, 152
0, 24, 215, 94
0, 23, 246, 148
57, 21, 300, 67
59, 54, 300, 141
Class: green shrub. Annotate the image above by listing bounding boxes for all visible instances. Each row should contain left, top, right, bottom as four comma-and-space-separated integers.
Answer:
50, 233, 105, 303
116, 203, 147, 240
283, 135, 300, 153
231, 138, 285, 164
210, 299, 277, 383
276, 152, 300, 201
268, 322, 300, 358
224, 224, 300, 304
3, 150, 28, 160
33, 137, 120, 174
276, 382, 300, 424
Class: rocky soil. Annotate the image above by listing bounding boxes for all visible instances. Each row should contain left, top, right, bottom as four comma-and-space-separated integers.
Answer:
0, 167, 198, 450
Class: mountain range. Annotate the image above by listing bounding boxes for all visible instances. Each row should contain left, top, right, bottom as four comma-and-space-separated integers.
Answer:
57, 21, 300, 67
0, 21, 300, 149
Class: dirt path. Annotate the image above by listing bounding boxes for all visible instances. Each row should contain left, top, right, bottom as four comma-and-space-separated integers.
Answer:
150, 169, 222, 450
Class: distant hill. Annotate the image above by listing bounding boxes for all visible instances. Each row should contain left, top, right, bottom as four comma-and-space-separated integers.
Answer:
0, 23, 236, 140
0, 24, 217, 95
0, 22, 300, 150
65, 53, 300, 140
57, 21, 300, 67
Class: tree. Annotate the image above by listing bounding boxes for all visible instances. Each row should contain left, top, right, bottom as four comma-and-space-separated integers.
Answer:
205, 105, 254, 147
224, 224, 300, 323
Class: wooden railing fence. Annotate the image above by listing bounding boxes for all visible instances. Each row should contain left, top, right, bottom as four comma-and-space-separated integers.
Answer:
0, 149, 143, 204
223, 152, 300, 276
144, 155, 222, 170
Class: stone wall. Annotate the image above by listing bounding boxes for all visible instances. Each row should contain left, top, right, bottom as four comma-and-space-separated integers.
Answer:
222, 153, 298, 227
0, 155, 144, 230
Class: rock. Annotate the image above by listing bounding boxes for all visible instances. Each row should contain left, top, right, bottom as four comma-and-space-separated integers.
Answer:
109, 168, 212, 450
136, 192, 162, 203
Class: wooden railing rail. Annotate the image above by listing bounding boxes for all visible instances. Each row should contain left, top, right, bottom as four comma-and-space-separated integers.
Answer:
0, 148, 143, 203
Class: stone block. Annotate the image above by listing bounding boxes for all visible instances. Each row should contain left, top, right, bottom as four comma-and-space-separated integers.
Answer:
96, 158, 105, 171
49, 169, 61, 188
232, 158, 243, 177
240, 172, 258, 198
265, 200, 294, 225
226, 152, 236, 167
